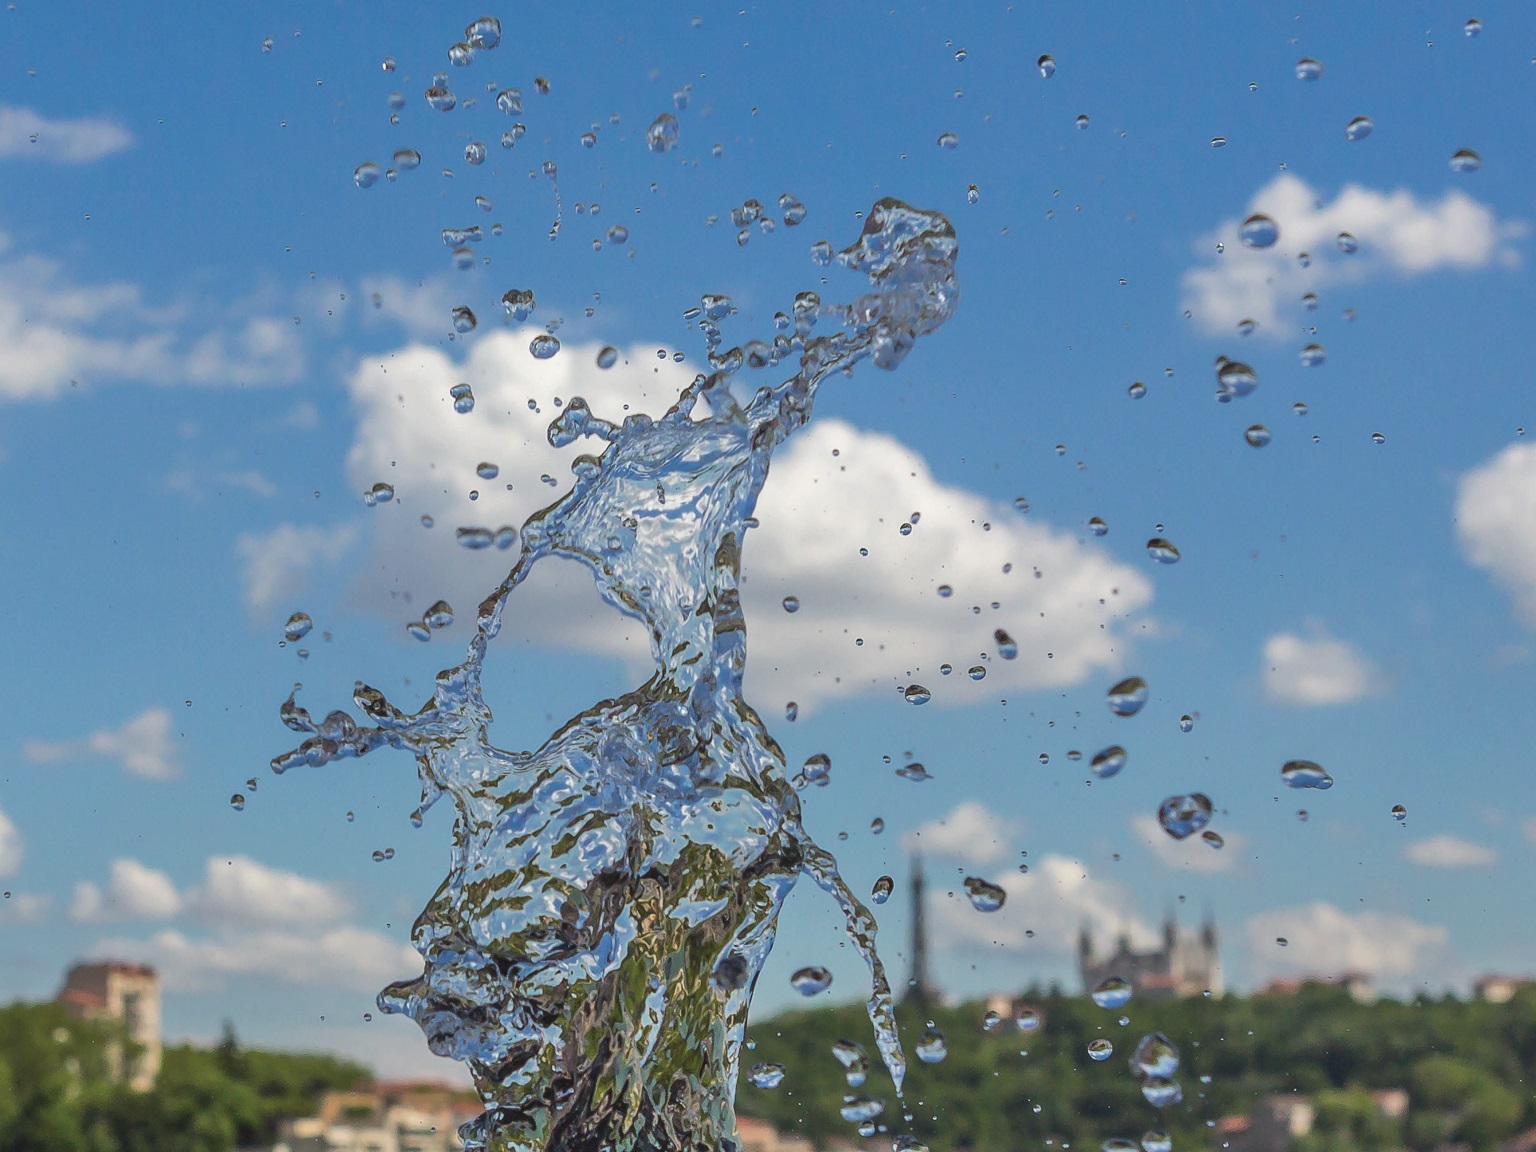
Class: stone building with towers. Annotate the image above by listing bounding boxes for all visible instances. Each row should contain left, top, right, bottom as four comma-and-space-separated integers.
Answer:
1078, 912, 1221, 1000
57, 960, 162, 1091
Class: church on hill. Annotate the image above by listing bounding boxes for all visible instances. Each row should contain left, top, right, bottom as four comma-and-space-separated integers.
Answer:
1079, 913, 1222, 1000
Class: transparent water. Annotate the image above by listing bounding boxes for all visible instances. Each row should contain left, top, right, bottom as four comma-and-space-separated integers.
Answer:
273, 198, 959, 1151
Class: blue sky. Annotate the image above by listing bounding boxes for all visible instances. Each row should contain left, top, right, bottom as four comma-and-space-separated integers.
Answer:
2, 1, 1535, 1081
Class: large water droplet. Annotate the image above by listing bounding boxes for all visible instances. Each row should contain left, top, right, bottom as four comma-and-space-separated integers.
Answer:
936, 132, 960, 150
1217, 359, 1259, 397
782, 595, 800, 613
1015, 1006, 1043, 1032
871, 875, 894, 904
230, 793, 246, 811
1464, 17, 1482, 36
1106, 676, 1149, 716
832, 1039, 868, 1085
1449, 148, 1482, 173
1295, 57, 1324, 80
790, 966, 832, 995
425, 86, 457, 112
796, 753, 832, 790
904, 684, 932, 705
450, 383, 475, 413
1392, 804, 1407, 822
1142, 1131, 1172, 1152
1239, 214, 1279, 249
1037, 54, 1057, 78
1345, 115, 1374, 141
529, 334, 561, 360
1087, 1038, 1115, 1061
466, 15, 502, 49
1157, 793, 1214, 839
284, 612, 314, 642
915, 1029, 948, 1063
1130, 1032, 1180, 1080
896, 761, 932, 782
1245, 424, 1272, 447
1299, 343, 1327, 368
748, 1062, 785, 1090
840, 1097, 884, 1124
1146, 538, 1181, 564
1091, 977, 1133, 1009
994, 629, 1018, 660
1281, 759, 1333, 789
1141, 1079, 1184, 1108
1090, 746, 1127, 779
423, 600, 454, 630
963, 877, 1006, 912
645, 113, 680, 153
451, 306, 477, 333
363, 482, 395, 507
354, 162, 381, 189
393, 148, 422, 171
1088, 516, 1108, 537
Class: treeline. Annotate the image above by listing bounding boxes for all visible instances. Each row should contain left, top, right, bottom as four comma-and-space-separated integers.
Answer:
0, 1001, 369, 1152
738, 985, 1536, 1152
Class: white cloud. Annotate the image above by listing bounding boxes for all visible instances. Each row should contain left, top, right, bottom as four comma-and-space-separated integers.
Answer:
24, 706, 180, 780
0, 892, 51, 924
358, 275, 459, 339
237, 521, 360, 619
0, 248, 304, 402
97, 925, 419, 994
902, 801, 1018, 866
0, 105, 133, 163
929, 853, 1157, 957
336, 333, 1155, 709
188, 855, 350, 925
1182, 173, 1526, 336
1456, 443, 1536, 624
1245, 901, 1449, 985
0, 805, 21, 877
1403, 834, 1497, 869
1131, 813, 1239, 873
1263, 623, 1385, 706
70, 858, 182, 922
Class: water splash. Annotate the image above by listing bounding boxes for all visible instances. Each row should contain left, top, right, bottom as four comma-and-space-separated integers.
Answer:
273, 199, 959, 1151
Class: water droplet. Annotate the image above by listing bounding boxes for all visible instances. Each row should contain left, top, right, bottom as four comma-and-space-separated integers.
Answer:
896, 761, 932, 782
284, 612, 314, 642
748, 1062, 785, 1089
966, 184, 980, 204
1236, 317, 1257, 336
1345, 115, 1374, 141
466, 15, 502, 49
778, 192, 808, 226
500, 288, 536, 322
1295, 57, 1324, 80
1074, 114, 1090, 129
1450, 148, 1482, 173
363, 482, 395, 507
936, 584, 953, 598
463, 141, 487, 166
915, 1028, 947, 1063
871, 875, 894, 904
1157, 793, 1214, 839
425, 87, 457, 112
995, 629, 1018, 660
1245, 424, 1272, 447
1142, 1131, 1172, 1152
790, 966, 832, 995
967, 665, 986, 681
1293, 401, 1309, 416
1141, 1079, 1184, 1108
869, 817, 884, 834
1087, 1038, 1115, 1061
596, 345, 619, 369
1092, 977, 1134, 1009
782, 595, 800, 613
796, 753, 831, 790
1012, 1006, 1042, 1033
1146, 538, 1181, 564
1127, 380, 1148, 400
1299, 343, 1327, 368
406, 621, 431, 641
529, 334, 561, 360
963, 877, 1006, 912
451, 305, 477, 334
495, 89, 523, 116
904, 684, 932, 705
423, 600, 454, 630
1332, 232, 1360, 256
1240, 214, 1279, 249
1300, 292, 1319, 311
1202, 830, 1225, 849
1131, 1032, 1180, 1080
1464, 17, 1482, 36
982, 1010, 1004, 1031
1088, 517, 1109, 537
354, 162, 381, 189
1037, 54, 1057, 78
1179, 714, 1195, 733
1090, 746, 1127, 779
393, 148, 422, 171
1104, 1140, 1141, 1152
455, 527, 494, 549
447, 42, 475, 68
230, 793, 246, 811
1371, 431, 1387, 445
1106, 676, 1148, 717
450, 383, 475, 413
832, 1039, 868, 1085
645, 112, 680, 153
1392, 804, 1407, 822
936, 132, 960, 150
372, 848, 396, 862
840, 1097, 884, 1124
1281, 759, 1333, 789
1217, 360, 1259, 397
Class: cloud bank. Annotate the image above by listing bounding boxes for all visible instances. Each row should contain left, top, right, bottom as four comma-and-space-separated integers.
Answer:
25, 706, 180, 780
0, 105, 134, 163
1262, 623, 1386, 706
1456, 443, 1536, 625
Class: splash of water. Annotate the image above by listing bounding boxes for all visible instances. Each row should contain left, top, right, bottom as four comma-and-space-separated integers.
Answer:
273, 199, 959, 1151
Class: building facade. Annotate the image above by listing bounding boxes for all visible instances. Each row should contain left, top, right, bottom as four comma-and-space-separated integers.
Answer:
1078, 913, 1221, 1000
57, 960, 162, 1091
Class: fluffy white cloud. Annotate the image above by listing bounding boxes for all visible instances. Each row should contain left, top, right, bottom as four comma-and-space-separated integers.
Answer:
71, 858, 182, 922
1181, 173, 1526, 336
1245, 901, 1449, 985
1262, 623, 1385, 706
902, 801, 1019, 866
0, 247, 304, 402
1456, 443, 1536, 624
188, 855, 351, 925
1131, 813, 1239, 873
97, 925, 419, 993
929, 853, 1157, 957
0, 805, 21, 877
24, 707, 179, 780
336, 333, 1154, 709
1403, 834, 1497, 869
237, 521, 360, 619
0, 105, 133, 163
